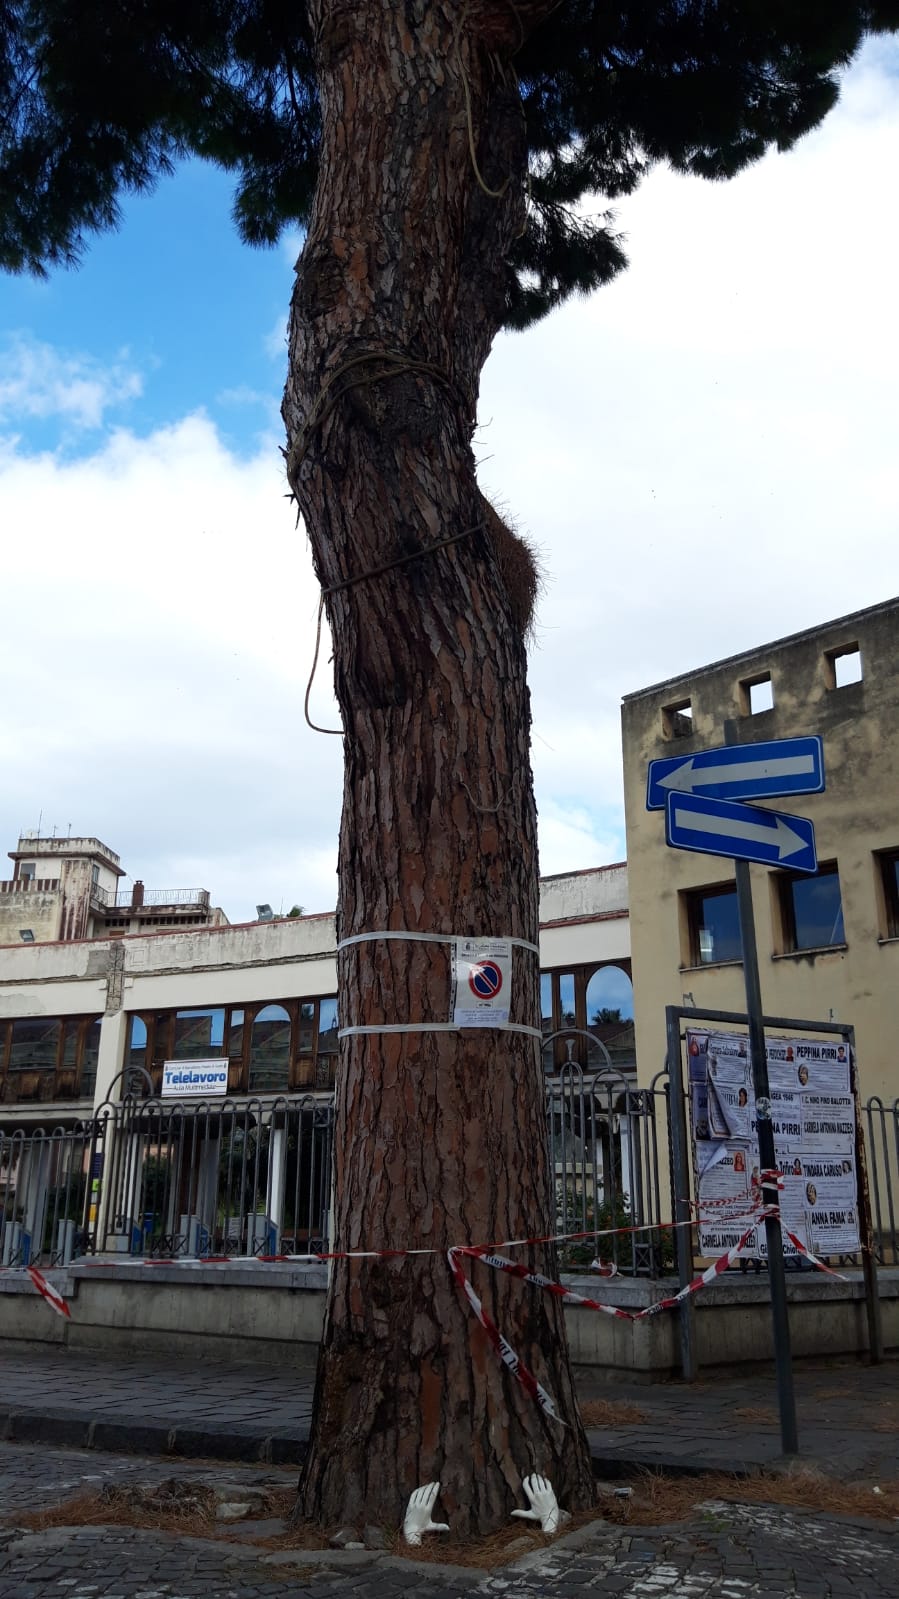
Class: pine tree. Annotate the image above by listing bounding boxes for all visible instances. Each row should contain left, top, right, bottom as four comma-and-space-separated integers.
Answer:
3, 0, 896, 1534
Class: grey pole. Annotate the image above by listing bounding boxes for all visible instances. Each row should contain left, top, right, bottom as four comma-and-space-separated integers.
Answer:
724, 718, 798, 1455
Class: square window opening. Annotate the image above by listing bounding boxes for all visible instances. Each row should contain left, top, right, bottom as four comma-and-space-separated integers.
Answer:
662, 698, 693, 739
826, 645, 862, 689
739, 673, 774, 715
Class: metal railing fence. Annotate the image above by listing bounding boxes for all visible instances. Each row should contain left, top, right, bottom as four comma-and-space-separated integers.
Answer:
3, 1081, 898, 1273
863, 1096, 899, 1266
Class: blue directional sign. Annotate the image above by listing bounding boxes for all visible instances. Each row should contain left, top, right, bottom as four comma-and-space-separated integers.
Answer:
647, 736, 824, 811
665, 793, 818, 873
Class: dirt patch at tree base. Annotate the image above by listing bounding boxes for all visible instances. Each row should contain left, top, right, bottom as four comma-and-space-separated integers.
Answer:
13, 1466, 899, 1567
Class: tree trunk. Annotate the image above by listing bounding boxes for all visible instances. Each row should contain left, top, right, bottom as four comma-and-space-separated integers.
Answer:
283, 0, 594, 1536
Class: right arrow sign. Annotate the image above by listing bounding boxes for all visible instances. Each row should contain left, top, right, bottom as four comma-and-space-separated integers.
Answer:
647, 736, 824, 810
665, 793, 818, 873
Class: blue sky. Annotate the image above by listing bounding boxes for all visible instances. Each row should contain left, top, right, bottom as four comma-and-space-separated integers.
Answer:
1, 162, 294, 453
1, 39, 897, 923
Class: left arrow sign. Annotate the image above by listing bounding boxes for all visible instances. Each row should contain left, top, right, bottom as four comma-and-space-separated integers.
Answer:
646, 736, 824, 810
665, 793, 818, 873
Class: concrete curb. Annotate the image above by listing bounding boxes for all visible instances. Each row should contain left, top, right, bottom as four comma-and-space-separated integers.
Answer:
0, 1407, 311, 1466
0, 1405, 811, 1482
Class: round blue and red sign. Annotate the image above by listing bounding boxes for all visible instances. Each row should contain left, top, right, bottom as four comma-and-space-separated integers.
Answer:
468, 960, 503, 1000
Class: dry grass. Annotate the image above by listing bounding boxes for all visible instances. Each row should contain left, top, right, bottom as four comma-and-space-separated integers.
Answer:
599, 1467, 899, 1526
580, 1398, 649, 1427
20, 1481, 220, 1538
18, 1479, 294, 1542
732, 1405, 779, 1425
16, 1465, 899, 1566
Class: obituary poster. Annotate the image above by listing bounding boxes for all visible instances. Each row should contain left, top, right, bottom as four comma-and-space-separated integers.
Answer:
686, 1028, 860, 1262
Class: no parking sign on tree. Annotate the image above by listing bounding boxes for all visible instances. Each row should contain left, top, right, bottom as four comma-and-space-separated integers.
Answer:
452, 939, 512, 1028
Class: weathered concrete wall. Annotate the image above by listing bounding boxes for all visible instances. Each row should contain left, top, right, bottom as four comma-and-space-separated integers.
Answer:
540, 865, 628, 924
622, 596, 899, 1104
0, 890, 61, 948
1, 1264, 894, 1375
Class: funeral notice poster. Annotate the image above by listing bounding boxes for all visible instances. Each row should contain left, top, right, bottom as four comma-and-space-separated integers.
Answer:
686, 1028, 860, 1261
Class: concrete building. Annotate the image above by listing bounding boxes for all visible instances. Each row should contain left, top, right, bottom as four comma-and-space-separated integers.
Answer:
0, 863, 632, 1129
621, 595, 899, 1103
0, 834, 228, 946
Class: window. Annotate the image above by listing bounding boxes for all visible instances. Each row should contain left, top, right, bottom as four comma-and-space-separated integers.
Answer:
173, 1007, 226, 1059
80, 1019, 102, 1097
825, 644, 862, 689
316, 998, 339, 1088
877, 850, 899, 939
228, 1008, 246, 1061
128, 1015, 148, 1075
20, 862, 35, 881
129, 996, 339, 1098
558, 973, 576, 1028
0, 1014, 101, 1102
683, 885, 741, 966
739, 673, 774, 715
249, 1004, 291, 1093
662, 698, 693, 739
540, 974, 553, 1039
777, 863, 845, 952
540, 962, 635, 1073
9, 1017, 60, 1072
584, 965, 634, 1025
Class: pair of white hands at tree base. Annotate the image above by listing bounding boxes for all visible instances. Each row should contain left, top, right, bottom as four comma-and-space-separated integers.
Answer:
402, 1475, 568, 1545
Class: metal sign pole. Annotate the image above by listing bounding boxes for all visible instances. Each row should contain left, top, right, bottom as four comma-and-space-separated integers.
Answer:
724, 718, 798, 1455
733, 858, 798, 1452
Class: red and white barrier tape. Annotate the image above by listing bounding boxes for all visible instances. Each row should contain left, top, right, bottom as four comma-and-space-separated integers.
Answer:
448, 1201, 846, 1420
26, 1265, 71, 1319
445, 1247, 566, 1425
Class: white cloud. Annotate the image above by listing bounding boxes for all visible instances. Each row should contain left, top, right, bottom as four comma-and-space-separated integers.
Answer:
476, 36, 899, 878
0, 334, 142, 429
536, 803, 624, 876
0, 415, 342, 921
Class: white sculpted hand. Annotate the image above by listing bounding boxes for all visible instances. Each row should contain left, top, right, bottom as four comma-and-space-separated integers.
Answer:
511, 1473, 565, 1535
402, 1481, 450, 1546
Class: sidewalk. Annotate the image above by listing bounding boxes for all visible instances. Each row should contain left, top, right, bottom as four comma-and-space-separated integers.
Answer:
1, 1344, 896, 1480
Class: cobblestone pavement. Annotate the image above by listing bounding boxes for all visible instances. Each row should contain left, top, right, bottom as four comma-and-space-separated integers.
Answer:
2, 1345, 898, 1478
1, 1440, 897, 1599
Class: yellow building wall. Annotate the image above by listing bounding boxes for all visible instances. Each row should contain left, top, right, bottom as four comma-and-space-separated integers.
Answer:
622, 598, 899, 1105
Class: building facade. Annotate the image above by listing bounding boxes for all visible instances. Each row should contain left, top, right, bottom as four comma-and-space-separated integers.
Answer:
0, 834, 228, 946
0, 863, 633, 1131
621, 595, 899, 1102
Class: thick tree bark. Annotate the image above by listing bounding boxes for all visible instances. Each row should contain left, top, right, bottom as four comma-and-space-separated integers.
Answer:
283, 0, 594, 1535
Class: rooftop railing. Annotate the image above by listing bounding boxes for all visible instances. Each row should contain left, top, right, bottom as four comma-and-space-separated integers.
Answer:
91, 886, 211, 910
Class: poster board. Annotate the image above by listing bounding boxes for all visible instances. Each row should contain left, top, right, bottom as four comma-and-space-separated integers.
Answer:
687, 1028, 859, 1260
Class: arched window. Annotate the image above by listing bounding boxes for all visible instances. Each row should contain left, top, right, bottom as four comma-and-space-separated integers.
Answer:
585, 965, 634, 1073
249, 1004, 292, 1094
585, 965, 634, 1026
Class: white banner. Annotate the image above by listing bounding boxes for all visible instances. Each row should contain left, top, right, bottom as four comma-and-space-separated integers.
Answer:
161, 1059, 229, 1098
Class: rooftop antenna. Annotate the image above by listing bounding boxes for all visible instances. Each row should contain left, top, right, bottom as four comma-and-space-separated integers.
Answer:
51, 824, 57, 837
37, 809, 42, 836
67, 823, 72, 838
